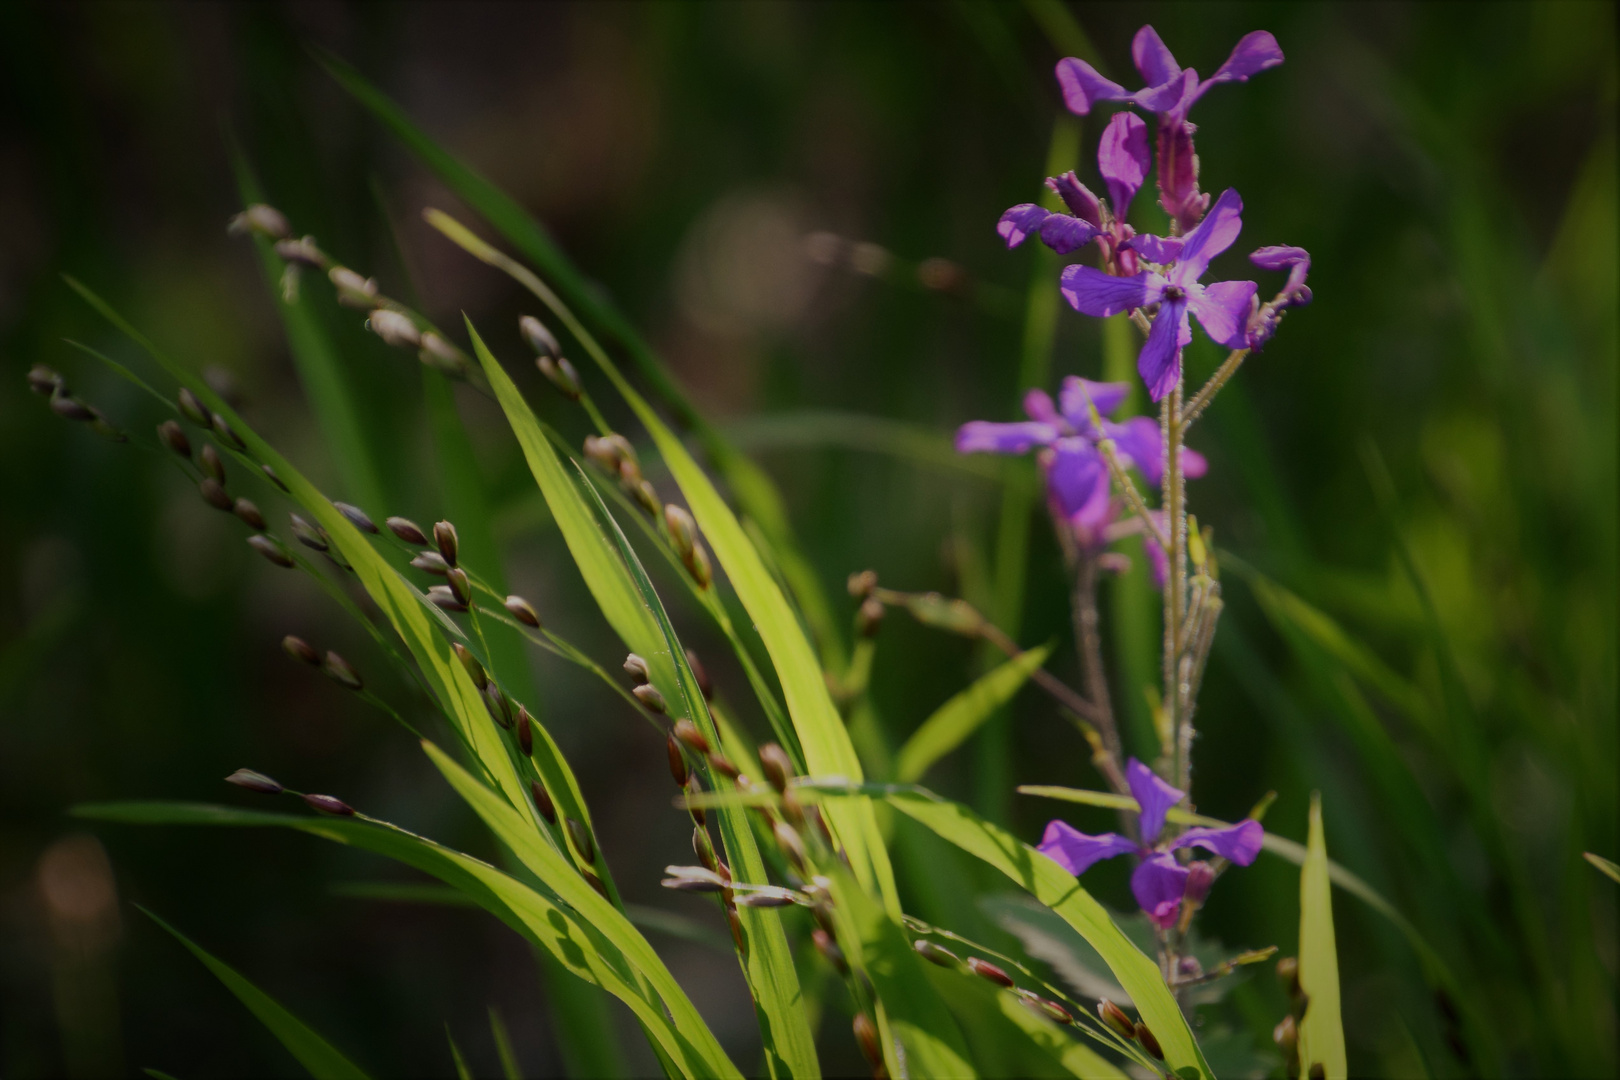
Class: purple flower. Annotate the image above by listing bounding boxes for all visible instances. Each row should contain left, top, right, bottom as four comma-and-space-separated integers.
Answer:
1037, 758, 1262, 929
1245, 245, 1312, 350
1054, 26, 1284, 233
1059, 188, 1259, 401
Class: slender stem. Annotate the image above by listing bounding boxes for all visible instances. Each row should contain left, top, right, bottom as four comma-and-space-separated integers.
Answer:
1072, 556, 1123, 777
1180, 347, 1248, 430
1161, 390, 1181, 782
1096, 436, 1170, 549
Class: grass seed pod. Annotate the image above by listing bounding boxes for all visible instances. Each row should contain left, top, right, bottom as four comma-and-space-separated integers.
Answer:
519, 314, 561, 358
967, 956, 1014, 988
516, 706, 533, 755
225, 769, 282, 794
684, 648, 713, 700
228, 203, 291, 239
157, 419, 191, 458
737, 888, 798, 908
329, 266, 379, 308
427, 586, 467, 613
758, 743, 793, 794
198, 478, 233, 511
504, 595, 540, 627
446, 567, 471, 607
851, 1012, 881, 1066
49, 395, 94, 421
233, 498, 266, 531
773, 821, 808, 873
1097, 999, 1136, 1040
623, 653, 650, 683
433, 520, 458, 567
692, 825, 716, 871
565, 818, 595, 864
248, 534, 295, 568
530, 780, 556, 824
663, 504, 696, 559
537, 355, 581, 400
1134, 1023, 1163, 1060
27, 364, 63, 396
707, 754, 740, 780
322, 651, 363, 690
366, 308, 420, 349
1020, 992, 1073, 1025
632, 683, 667, 713
685, 777, 706, 827
261, 464, 289, 492
484, 683, 512, 728
199, 443, 226, 483
210, 413, 245, 450
672, 719, 710, 755
451, 642, 487, 690
386, 516, 428, 545
282, 635, 321, 666
912, 939, 958, 967
289, 514, 328, 551
410, 551, 449, 575
632, 479, 660, 516
685, 543, 713, 589
333, 501, 378, 534
177, 388, 209, 425
667, 734, 689, 787
303, 793, 354, 816
417, 332, 469, 377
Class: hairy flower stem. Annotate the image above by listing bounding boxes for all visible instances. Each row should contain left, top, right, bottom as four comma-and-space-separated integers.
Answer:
1180, 347, 1248, 430
1071, 556, 1126, 794
1162, 386, 1186, 786
1095, 435, 1170, 549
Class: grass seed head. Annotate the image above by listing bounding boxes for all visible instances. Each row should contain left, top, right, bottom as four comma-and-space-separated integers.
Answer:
692, 825, 716, 870
446, 567, 471, 606
519, 314, 561, 358
737, 887, 798, 908
274, 236, 324, 267
685, 776, 706, 826
27, 364, 64, 396
303, 793, 354, 816
321, 651, 363, 690
366, 309, 420, 349
282, 635, 321, 666
51, 395, 95, 422
672, 719, 710, 754
529, 780, 557, 823
758, 743, 793, 794
967, 956, 1014, 987
851, 1012, 880, 1066
623, 653, 650, 683
427, 585, 467, 612
333, 502, 378, 534
537, 355, 582, 400
661, 866, 727, 893
433, 520, 458, 567
157, 420, 191, 459
663, 505, 696, 559
504, 594, 540, 627
227, 204, 291, 240
233, 498, 266, 530
410, 551, 449, 575
328, 266, 379, 308
289, 514, 328, 551
666, 734, 690, 787
248, 534, 295, 568
225, 768, 283, 794
484, 682, 513, 728
386, 516, 428, 545
261, 463, 289, 492
210, 413, 245, 450
198, 478, 233, 511
707, 753, 740, 780
632, 683, 667, 713
632, 479, 660, 516
773, 821, 808, 873
199, 444, 225, 483
565, 818, 595, 864
177, 388, 209, 426
912, 939, 958, 967
1097, 999, 1136, 1040
516, 705, 533, 755
1134, 1023, 1163, 1060
451, 642, 487, 690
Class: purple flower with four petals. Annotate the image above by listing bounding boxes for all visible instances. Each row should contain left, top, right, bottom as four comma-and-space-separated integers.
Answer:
1244, 245, 1313, 350
1038, 758, 1263, 929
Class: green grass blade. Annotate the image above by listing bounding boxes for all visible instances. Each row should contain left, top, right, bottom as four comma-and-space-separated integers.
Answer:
489, 1007, 521, 1080
79, 800, 711, 1080
876, 792, 1213, 1080
1585, 852, 1620, 885
142, 1070, 181, 1080
894, 643, 1053, 783
138, 906, 371, 1080
447, 1028, 474, 1080
929, 968, 1127, 1080
1298, 794, 1347, 1080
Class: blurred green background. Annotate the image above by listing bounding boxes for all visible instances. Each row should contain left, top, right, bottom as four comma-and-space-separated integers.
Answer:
0, 1, 1613, 1077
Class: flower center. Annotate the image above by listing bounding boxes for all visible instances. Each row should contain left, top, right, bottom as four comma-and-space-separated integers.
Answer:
1162, 285, 1186, 301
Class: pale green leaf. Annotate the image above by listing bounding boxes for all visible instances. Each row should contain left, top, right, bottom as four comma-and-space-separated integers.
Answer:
895, 644, 1053, 782
1298, 794, 1347, 1080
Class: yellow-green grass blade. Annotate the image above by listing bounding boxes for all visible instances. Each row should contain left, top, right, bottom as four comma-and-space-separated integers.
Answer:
447, 1029, 474, 1080
80, 800, 718, 1079
433, 212, 896, 917
421, 743, 742, 1079
1298, 795, 1347, 1080
928, 967, 1128, 1080
64, 277, 538, 833
875, 792, 1212, 1080
824, 866, 976, 1079
1585, 852, 1620, 885
138, 906, 371, 1080
489, 1008, 521, 1080
894, 644, 1053, 783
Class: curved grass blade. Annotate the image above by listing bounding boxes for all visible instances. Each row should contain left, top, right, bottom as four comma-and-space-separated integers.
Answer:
79, 800, 723, 1080
894, 643, 1053, 783
447, 1029, 474, 1080
138, 906, 370, 1080
1585, 852, 1620, 885
929, 967, 1128, 1080
1297, 795, 1347, 1080
489, 1008, 521, 1080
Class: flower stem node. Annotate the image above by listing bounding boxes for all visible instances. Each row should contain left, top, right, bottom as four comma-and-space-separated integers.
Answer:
632, 684, 667, 713
233, 499, 266, 531
210, 413, 245, 451
672, 719, 710, 755
912, 939, 958, 968
565, 818, 595, 864
157, 420, 191, 459
387, 516, 429, 545
303, 793, 354, 816
289, 514, 329, 552
328, 267, 379, 308
504, 595, 540, 628
227, 204, 291, 240
322, 651, 363, 690
198, 478, 233, 512
757, 743, 793, 794
225, 769, 283, 794
1098, 999, 1137, 1040
967, 957, 1014, 988
1135, 1022, 1163, 1060
333, 502, 378, 534
411, 552, 449, 575
451, 643, 487, 690
667, 735, 690, 787
248, 535, 296, 567
177, 388, 210, 426
623, 653, 651, 683
433, 520, 459, 567
530, 780, 556, 824
366, 309, 420, 349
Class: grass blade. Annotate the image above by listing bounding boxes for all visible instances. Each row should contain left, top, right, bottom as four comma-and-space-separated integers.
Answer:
139, 906, 370, 1080
489, 1007, 521, 1080
1585, 852, 1620, 885
1298, 794, 1347, 1080
929, 968, 1127, 1080
894, 643, 1054, 783
447, 1029, 474, 1080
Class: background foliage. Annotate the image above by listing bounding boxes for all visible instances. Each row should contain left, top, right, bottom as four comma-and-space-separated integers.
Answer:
0, 1, 1613, 1076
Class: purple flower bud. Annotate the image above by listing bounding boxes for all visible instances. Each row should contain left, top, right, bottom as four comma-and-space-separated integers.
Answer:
1184, 860, 1216, 906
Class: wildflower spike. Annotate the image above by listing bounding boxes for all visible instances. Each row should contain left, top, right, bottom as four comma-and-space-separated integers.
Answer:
322, 651, 363, 690
386, 516, 428, 545
433, 520, 458, 567
333, 502, 378, 534
157, 420, 191, 459
504, 595, 540, 627
530, 780, 557, 823
225, 769, 282, 794
303, 793, 355, 816
248, 535, 296, 568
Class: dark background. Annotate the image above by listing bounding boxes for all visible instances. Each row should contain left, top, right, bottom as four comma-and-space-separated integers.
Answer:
0, 2, 1614, 1077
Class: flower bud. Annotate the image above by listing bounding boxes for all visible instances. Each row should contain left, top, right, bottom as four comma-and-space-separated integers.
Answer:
504, 595, 540, 628
261, 464, 289, 492
566, 818, 596, 864
177, 388, 210, 426
232, 498, 266, 530
51, 395, 95, 422
27, 365, 64, 396
198, 478, 233, 511
708, 754, 740, 780
757, 743, 793, 794
328, 266, 379, 308
225, 768, 283, 794
303, 793, 354, 816
410, 551, 449, 576
632, 683, 667, 713
967, 956, 1014, 988
673, 719, 710, 755
737, 887, 799, 908
366, 308, 420, 349
684, 649, 713, 700
387, 516, 428, 545
663, 505, 696, 559
157, 420, 191, 458
289, 514, 328, 551
417, 331, 469, 376
274, 236, 324, 267
1184, 860, 1215, 906
667, 735, 690, 787
1177, 955, 1203, 979
529, 780, 557, 823
516, 705, 533, 755
433, 520, 458, 567
427, 585, 467, 612
451, 642, 487, 690
1273, 1014, 1297, 1057
519, 315, 561, 358
773, 821, 808, 873
1020, 991, 1073, 1025
851, 1012, 880, 1065
446, 567, 471, 607
1135, 1023, 1163, 1060
199, 444, 226, 483
623, 653, 650, 683
484, 683, 513, 728
228, 204, 291, 239
248, 534, 296, 567
322, 651, 363, 690
913, 940, 958, 967
856, 596, 885, 638
333, 502, 378, 534
282, 635, 321, 666
210, 413, 245, 450
537, 355, 582, 400
1097, 999, 1136, 1040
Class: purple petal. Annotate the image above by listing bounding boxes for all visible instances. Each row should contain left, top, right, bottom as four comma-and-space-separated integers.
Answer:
1249, 244, 1309, 272
1106, 417, 1207, 487
1125, 233, 1184, 265
1046, 439, 1112, 528
1060, 266, 1165, 317
1130, 852, 1190, 929
1055, 58, 1131, 116
1098, 113, 1151, 221
1130, 25, 1182, 88
1183, 446, 1208, 479
1138, 298, 1190, 402
1140, 67, 1200, 115
1047, 173, 1103, 227
998, 204, 1050, 248
1038, 821, 1138, 875
1205, 30, 1284, 87
1059, 376, 1130, 430
956, 420, 1058, 455
1023, 388, 1060, 425
1126, 757, 1184, 844
1171, 819, 1264, 866
1188, 279, 1259, 348
1172, 188, 1244, 283
1040, 214, 1101, 255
